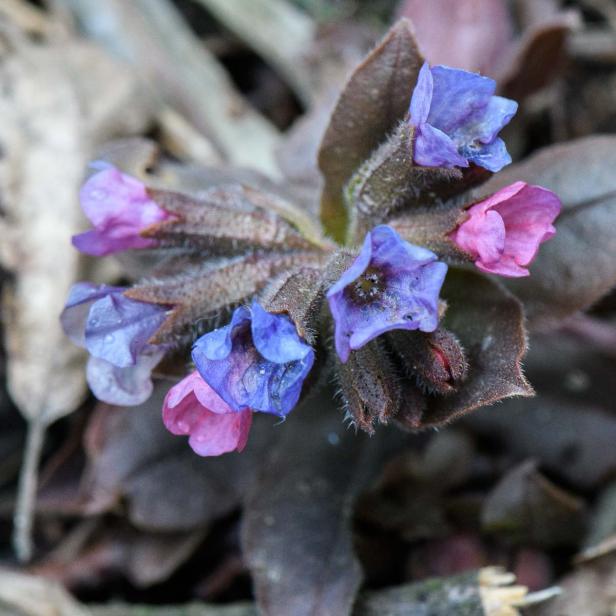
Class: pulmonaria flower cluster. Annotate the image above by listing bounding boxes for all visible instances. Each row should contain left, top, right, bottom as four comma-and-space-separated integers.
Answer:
409, 62, 518, 172
450, 182, 561, 277
327, 226, 447, 363
61, 25, 564, 459
60, 283, 168, 405
73, 163, 174, 256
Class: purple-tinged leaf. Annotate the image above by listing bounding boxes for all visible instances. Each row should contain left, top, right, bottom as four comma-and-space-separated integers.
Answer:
125, 252, 326, 345
397, 0, 513, 77
242, 391, 405, 616
79, 384, 274, 531
420, 270, 532, 428
482, 460, 587, 547
466, 396, 616, 490
317, 19, 422, 241
145, 186, 318, 252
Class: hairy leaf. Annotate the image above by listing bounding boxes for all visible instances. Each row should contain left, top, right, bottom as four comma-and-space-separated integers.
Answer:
146, 187, 317, 252
317, 19, 422, 241
126, 252, 325, 345
480, 136, 616, 330
420, 270, 532, 427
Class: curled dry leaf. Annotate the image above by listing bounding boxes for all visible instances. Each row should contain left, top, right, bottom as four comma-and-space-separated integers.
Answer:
480, 136, 616, 331
317, 19, 422, 241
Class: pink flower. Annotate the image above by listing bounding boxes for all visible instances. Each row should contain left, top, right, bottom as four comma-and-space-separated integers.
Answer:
73, 164, 173, 256
450, 181, 561, 277
162, 371, 252, 457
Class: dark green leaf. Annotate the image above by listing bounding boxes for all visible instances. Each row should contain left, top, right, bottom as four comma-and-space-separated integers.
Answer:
466, 396, 616, 490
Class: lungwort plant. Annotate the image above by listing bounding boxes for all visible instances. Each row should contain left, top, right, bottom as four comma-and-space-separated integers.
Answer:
61, 20, 569, 456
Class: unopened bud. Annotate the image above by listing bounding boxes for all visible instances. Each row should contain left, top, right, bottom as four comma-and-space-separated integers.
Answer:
388, 328, 467, 395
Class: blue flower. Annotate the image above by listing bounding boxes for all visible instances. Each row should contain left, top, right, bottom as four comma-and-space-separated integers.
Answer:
326, 225, 448, 363
60, 283, 168, 405
409, 62, 518, 172
192, 301, 315, 417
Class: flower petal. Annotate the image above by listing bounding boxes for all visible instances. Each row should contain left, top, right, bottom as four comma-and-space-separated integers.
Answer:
427, 65, 495, 134
414, 123, 468, 169
251, 301, 312, 364
84, 294, 167, 368
86, 349, 164, 406
60, 282, 126, 346
463, 137, 512, 173
409, 62, 433, 126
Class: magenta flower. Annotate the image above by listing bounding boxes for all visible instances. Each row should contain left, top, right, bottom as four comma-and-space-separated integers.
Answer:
163, 371, 252, 457
60, 282, 168, 405
327, 225, 448, 363
450, 181, 561, 277
409, 62, 517, 172
192, 301, 315, 417
72, 164, 173, 256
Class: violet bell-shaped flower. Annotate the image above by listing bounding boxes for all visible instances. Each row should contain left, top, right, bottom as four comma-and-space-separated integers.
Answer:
327, 225, 448, 363
163, 371, 252, 457
60, 282, 168, 405
72, 163, 174, 256
192, 301, 315, 417
450, 181, 561, 277
409, 62, 518, 172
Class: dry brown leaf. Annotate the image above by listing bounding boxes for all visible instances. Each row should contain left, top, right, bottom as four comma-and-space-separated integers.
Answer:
0, 28, 152, 560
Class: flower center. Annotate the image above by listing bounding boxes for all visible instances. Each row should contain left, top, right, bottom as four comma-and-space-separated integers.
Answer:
349, 267, 385, 304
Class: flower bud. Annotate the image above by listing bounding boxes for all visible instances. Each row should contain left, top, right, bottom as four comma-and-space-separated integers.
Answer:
388, 328, 467, 395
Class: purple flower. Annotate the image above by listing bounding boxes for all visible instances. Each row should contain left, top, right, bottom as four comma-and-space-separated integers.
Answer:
192, 301, 315, 417
72, 164, 174, 256
327, 225, 448, 363
163, 371, 252, 457
60, 282, 168, 405
409, 62, 518, 172
450, 181, 561, 277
